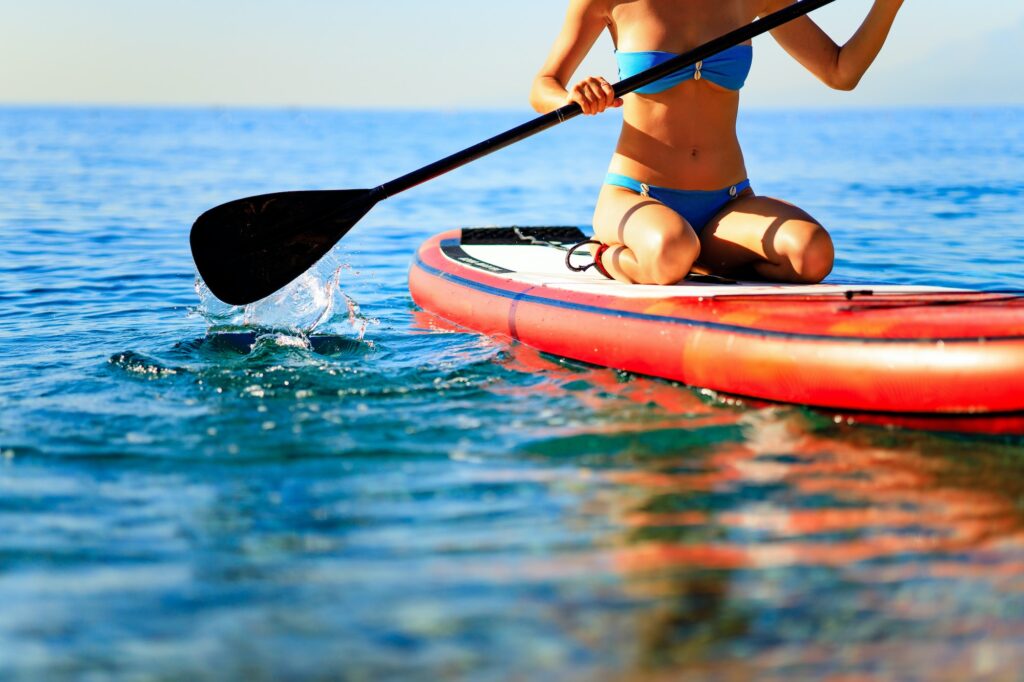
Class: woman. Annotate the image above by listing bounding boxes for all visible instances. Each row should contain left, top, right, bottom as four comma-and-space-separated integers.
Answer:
530, 0, 905, 284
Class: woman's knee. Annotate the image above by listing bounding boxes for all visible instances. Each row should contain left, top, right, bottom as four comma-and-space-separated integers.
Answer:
775, 221, 834, 283
640, 225, 700, 284
592, 188, 700, 285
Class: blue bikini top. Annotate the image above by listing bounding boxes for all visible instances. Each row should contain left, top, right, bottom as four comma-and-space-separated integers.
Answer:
615, 44, 753, 94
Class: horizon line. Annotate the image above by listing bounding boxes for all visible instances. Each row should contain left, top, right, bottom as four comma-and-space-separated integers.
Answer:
2, 101, 1022, 114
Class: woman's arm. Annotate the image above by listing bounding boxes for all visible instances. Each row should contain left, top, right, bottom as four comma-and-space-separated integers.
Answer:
762, 0, 905, 91
530, 0, 621, 114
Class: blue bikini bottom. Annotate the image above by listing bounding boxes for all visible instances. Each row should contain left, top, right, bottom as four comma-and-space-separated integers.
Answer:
605, 173, 751, 234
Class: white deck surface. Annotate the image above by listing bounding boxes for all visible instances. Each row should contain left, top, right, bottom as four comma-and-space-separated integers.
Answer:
458, 243, 957, 299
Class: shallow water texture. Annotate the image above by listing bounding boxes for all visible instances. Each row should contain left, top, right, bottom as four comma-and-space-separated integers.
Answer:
3, 106, 1024, 680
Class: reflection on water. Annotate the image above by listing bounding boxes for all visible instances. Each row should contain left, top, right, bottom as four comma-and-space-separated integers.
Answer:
508, 349, 1024, 678
4, 106, 1024, 678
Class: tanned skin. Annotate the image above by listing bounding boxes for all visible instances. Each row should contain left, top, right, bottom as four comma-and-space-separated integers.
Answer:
531, 0, 905, 284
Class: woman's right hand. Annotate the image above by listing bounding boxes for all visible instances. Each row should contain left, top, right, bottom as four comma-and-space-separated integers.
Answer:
567, 76, 623, 115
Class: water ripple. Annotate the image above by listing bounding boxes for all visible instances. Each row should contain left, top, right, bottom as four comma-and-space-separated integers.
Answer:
2, 106, 1024, 679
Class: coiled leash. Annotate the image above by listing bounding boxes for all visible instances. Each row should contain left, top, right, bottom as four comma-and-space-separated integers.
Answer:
565, 240, 613, 279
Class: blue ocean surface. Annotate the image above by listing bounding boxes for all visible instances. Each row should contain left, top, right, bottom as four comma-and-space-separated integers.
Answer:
2, 105, 1024, 679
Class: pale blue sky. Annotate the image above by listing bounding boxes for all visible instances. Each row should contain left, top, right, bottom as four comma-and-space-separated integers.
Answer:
2, 0, 1022, 108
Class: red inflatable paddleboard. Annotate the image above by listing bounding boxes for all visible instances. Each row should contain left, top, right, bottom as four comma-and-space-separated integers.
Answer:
409, 227, 1024, 415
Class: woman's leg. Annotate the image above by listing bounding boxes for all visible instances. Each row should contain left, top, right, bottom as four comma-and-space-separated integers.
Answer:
698, 195, 835, 283
591, 184, 701, 285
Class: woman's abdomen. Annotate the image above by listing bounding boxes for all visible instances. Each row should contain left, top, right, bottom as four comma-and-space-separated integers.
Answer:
608, 85, 748, 190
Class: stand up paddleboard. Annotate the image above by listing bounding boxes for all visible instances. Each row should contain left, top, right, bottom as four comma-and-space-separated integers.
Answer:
409, 227, 1024, 415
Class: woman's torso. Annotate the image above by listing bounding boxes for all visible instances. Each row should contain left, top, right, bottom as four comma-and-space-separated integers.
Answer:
606, 0, 761, 190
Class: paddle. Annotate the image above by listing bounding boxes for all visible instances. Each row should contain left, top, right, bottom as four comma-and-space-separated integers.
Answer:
191, 0, 839, 305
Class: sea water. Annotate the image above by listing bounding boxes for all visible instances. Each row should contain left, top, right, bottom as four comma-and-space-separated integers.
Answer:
2, 106, 1024, 679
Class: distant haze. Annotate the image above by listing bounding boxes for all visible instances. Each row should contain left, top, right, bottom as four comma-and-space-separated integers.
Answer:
2, 0, 1022, 109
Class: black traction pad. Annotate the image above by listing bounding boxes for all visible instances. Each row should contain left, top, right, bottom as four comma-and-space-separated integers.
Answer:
459, 226, 587, 246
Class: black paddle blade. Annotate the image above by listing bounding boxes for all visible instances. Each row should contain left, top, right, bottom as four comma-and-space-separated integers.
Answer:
190, 188, 377, 306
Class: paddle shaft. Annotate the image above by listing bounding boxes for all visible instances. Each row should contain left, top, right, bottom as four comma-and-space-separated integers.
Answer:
372, 0, 838, 202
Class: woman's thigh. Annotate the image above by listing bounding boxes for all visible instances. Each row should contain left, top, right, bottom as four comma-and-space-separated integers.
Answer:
593, 184, 692, 246
698, 194, 835, 283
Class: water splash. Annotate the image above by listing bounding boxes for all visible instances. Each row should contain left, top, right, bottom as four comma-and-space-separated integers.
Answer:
108, 350, 181, 378
192, 253, 375, 341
